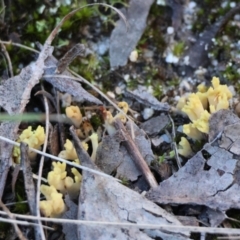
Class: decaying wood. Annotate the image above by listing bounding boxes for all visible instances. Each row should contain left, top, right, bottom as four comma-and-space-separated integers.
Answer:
114, 119, 158, 188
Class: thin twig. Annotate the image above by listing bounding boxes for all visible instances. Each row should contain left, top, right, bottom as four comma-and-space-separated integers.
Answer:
0, 41, 13, 77
114, 119, 158, 188
0, 135, 121, 182
0, 40, 39, 53
46, 3, 127, 45
35, 86, 51, 240
0, 216, 54, 230
43, 74, 133, 124
1, 210, 240, 236
167, 114, 182, 169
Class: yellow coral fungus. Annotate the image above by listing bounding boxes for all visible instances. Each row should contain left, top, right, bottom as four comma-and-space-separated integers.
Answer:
89, 132, 98, 161
192, 110, 211, 134
197, 84, 208, 93
13, 125, 45, 163
182, 93, 205, 122
40, 185, 66, 218
176, 95, 188, 111
64, 167, 82, 199
66, 105, 82, 128
183, 123, 203, 140
58, 139, 78, 161
58, 139, 88, 162
178, 76, 232, 138
178, 137, 194, 158
207, 77, 232, 113
47, 162, 67, 193
118, 101, 129, 113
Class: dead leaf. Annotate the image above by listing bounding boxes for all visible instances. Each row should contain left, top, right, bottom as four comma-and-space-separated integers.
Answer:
125, 86, 170, 111
139, 114, 169, 136
208, 109, 239, 142
109, 0, 155, 68
43, 55, 103, 105
146, 142, 240, 225
96, 121, 154, 182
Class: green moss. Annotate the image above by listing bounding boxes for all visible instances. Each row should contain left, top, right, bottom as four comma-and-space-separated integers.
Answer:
173, 42, 185, 57
153, 84, 163, 98
90, 114, 102, 130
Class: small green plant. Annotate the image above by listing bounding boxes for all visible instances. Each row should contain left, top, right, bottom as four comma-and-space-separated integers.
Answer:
158, 150, 175, 163
120, 177, 130, 186
13, 194, 29, 214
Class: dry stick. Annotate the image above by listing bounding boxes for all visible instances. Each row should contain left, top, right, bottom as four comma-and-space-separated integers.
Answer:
0, 200, 27, 240
35, 88, 50, 240
11, 164, 20, 198
43, 74, 133, 124
1, 210, 240, 236
0, 41, 13, 77
0, 135, 120, 182
0, 216, 54, 230
70, 126, 95, 169
20, 143, 42, 240
0, 41, 40, 53
167, 114, 182, 169
114, 119, 158, 188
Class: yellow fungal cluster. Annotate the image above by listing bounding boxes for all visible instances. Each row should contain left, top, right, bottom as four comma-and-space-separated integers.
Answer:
65, 105, 82, 128
103, 101, 129, 136
12, 126, 45, 163
177, 77, 232, 157
40, 162, 82, 217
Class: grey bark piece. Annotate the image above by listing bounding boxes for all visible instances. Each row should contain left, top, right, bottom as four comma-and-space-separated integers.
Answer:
109, 0, 154, 68
139, 115, 169, 136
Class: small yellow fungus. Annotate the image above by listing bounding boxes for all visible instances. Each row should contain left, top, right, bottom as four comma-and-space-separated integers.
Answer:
183, 123, 203, 140
182, 93, 205, 122
66, 105, 82, 128
178, 137, 194, 158
89, 132, 98, 161
13, 125, 45, 163
207, 77, 232, 113
58, 139, 88, 162
40, 185, 66, 218
58, 139, 78, 161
